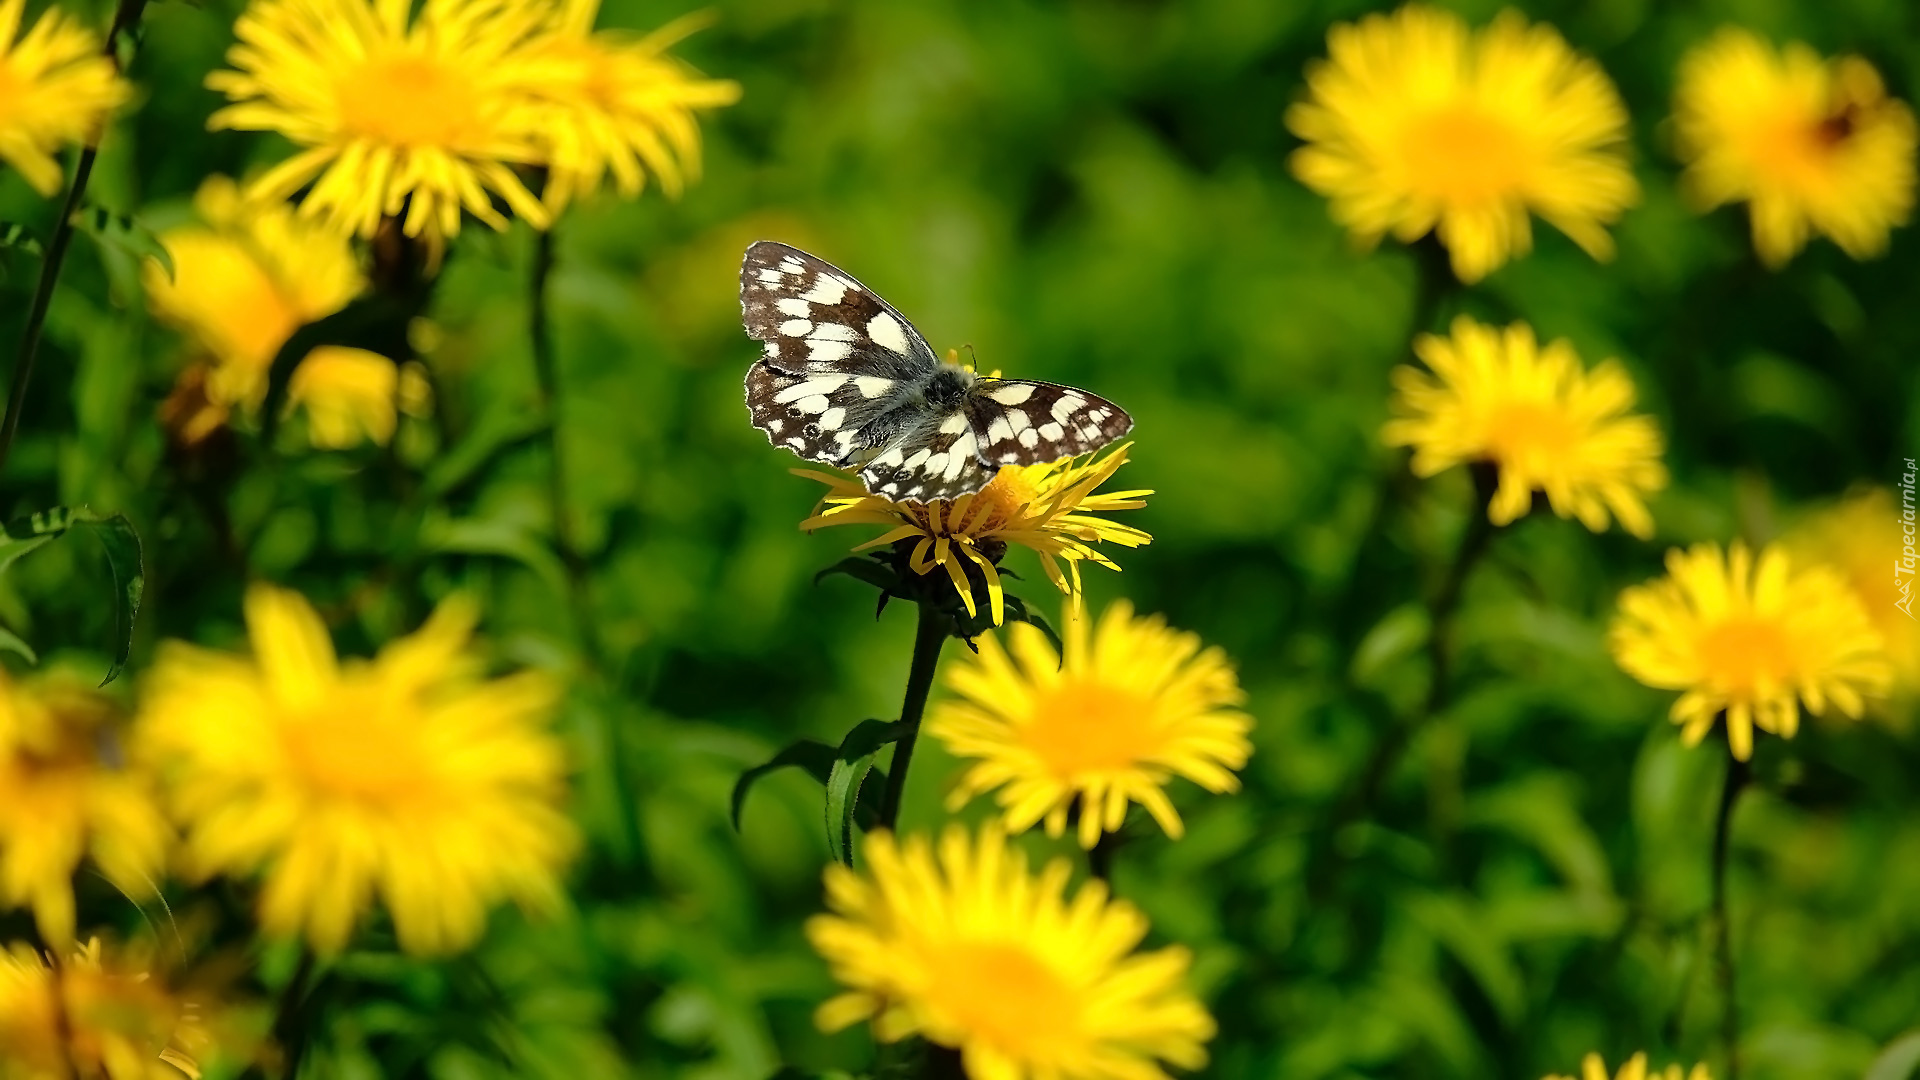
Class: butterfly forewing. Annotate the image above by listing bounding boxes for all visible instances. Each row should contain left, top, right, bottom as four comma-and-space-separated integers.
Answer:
740, 242, 938, 378
745, 362, 905, 468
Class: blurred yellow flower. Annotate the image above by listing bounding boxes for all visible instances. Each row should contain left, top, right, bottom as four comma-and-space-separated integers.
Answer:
1788, 488, 1920, 702
528, 2, 741, 212
137, 584, 576, 955
0, 938, 206, 1080
1385, 316, 1666, 538
1287, 4, 1637, 283
1610, 542, 1891, 760
1674, 28, 1916, 267
0, 672, 168, 949
807, 826, 1214, 1080
929, 600, 1252, 849
800, 444, 1151, 626
287, 347, 431, 449
1545, 1051, 1711, 1080
0, 0, 130, 195
145, 178, 427, 449
207, 0, 564, 241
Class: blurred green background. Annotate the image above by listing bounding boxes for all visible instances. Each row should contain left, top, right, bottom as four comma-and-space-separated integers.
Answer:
3, 0, 1919, 1077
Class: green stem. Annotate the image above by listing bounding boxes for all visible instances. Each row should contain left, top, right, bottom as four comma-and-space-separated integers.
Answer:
0, 0, 148, 479
1712, 751, 1751, 1080
1089, 826, 1121, 883
877, 603, 946, 830
243, 945, 318, 1080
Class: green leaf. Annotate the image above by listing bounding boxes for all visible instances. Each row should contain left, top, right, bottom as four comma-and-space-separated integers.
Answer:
0, 221, 44, 284
814, 556, 900, 592
826, 718, 909, 866
75, 204, 174, 282
1001, 593, 1065, 658
1867, 1031, 1920, 1080
731, 739, 836, 831
0, 508, 145, 684
0, 626, 37, 665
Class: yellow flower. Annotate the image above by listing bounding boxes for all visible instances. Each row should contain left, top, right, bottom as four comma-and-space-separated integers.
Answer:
207, 0, 566, 241
527, 2, 740, 212
1610, 542, 1892, 760
1673, 28, 1916, 267
287, 347, 431, 449
1787, 488, 1920, 701
1384, 316, 1666, 538
807, 826, 1214, 1080
0, 0, 130, 195
136, 585, 576, 955
0, 938, 207, 1080
800, 444, 1151, 626
929, 600, 1252, 849
1545, 1051, 1712, 1080
1287, 4, 1638, 283
0, 672, 169, 950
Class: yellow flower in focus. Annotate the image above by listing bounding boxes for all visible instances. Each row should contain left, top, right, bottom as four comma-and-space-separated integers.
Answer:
1610, 542, 1891, 760
528, 2, 740, 212
1544, 1051, 1712, 1080
1287, 4, 1638, 283
1673, 28, 1916, 267
1385, 316, 1667, 537
287, 347, 431, 449
207, 0, 564, 241
0, 0, 130, 195
0, 673, 168, 949
136, 585, 576, 955
1787, 489, 1920, 701
0, 939, 207, 1080
807, 826, 1214, 1080
929, 601, 1253, 849
800, 444, 1151, 626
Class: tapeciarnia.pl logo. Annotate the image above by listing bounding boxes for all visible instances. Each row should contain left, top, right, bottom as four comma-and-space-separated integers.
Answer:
1900, 458, 1917, 619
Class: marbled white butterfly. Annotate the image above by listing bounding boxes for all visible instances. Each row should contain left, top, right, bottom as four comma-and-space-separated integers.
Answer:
740, 241, 1133, 503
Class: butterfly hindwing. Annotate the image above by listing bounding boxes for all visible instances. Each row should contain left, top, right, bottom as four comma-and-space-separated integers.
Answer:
967, 380, 1134, 465
740, 242, 938, 379
857, 408, 994, 503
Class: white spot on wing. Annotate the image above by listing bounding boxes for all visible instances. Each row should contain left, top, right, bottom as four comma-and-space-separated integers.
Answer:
986, 416, 1014, 444
1018, 428, 1040, 448
779, 319, 811, 337
1051, 394, 1086, 423
1038, 421, 1065, 442
867, 312, 910, 355
938, 413, 969, 434
802, 277, 849, 304
855, 376, 892, 398
756, 269, 784, 283
989, 383, 1035, 405
812, 323, 858, 343
780, 257, 804, 272
774, 375, 846, 403
818, 406, 847, 431
1006, 410, 1032, 435
785, 436, 805, 449
776, 298, 812, 317
875, 447, 906, 467
808, 340, 854, 366
794, 395, 830, 414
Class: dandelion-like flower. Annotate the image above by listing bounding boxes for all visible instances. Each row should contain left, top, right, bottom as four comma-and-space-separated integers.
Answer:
526, 2, 740, 212
1610, 542, 1891, 760
287, 347, 431, 449
136, 584, 576, 955
207, 0, 567, 241
0, 672, 168, 949
800, 444, 1150, 626
1545, 1052, 1711, 1080
1673, 28, 1916, 267
0, 938, 207, 1080
0, 0, 130, 195
929, 600, 1253, 848
1787, 489, 1920, 698
1385, 316, 1667, 537
807, 826, 1214, 1080
1287, 3, 1638, 282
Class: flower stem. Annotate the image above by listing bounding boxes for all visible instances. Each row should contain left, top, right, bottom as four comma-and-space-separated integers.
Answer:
878, 603, 946, 830
244, 945, 319, 1080
0, 0, 148, 479
528, 227, 595, 651
1089, 827, 1120, 883
1712, 751, 1750, 1080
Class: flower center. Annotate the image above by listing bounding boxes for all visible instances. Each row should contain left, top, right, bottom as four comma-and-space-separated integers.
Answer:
277, 682, 430, 807
1482, 400, 1578, 470
1400, 104, 1529, 203
334, 55, 482, 148
1695, 615, 1796, 695
923, 941, 1081, 1059
1019, 681, 1164, 776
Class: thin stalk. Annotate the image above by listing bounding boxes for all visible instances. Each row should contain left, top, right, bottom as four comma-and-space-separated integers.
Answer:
877, 603, 946, 830
1712, 752, 1751, 1080
245, 946, 319, 1080
0, 0, 149, 478
528, 226, 648, 872
1089, 827, 1120, 883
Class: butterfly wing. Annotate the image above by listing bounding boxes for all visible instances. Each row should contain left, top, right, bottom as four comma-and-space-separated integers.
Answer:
740, 241, 938, 380
744, 360, 913, 469
967, 379, 1134, 465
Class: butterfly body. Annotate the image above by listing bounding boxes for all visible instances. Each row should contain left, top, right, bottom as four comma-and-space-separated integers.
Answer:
740, 241, 1132, 503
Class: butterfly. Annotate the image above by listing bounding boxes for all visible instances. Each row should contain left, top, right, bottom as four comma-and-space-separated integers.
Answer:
740, 241, 1133, 503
